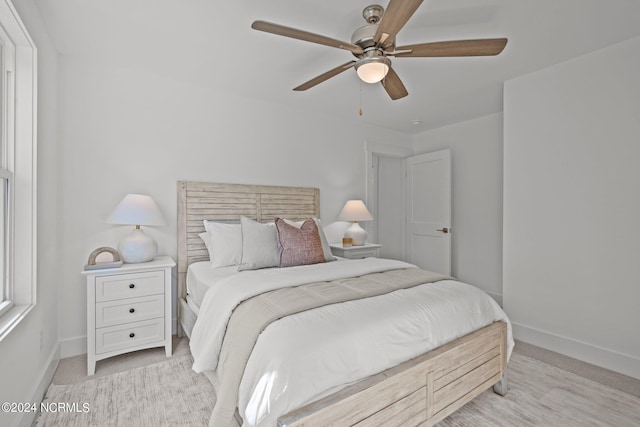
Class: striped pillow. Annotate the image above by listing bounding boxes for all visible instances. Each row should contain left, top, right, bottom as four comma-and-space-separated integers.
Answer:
275, 218, 327, 268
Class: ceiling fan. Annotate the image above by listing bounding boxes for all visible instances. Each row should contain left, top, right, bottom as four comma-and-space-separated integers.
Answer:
251, 0, 507, 100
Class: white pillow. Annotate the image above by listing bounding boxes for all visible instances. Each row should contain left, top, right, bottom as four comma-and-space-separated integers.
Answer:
198, 232, 214, 262
283, 217, 335, 262
238, 216, 279, 271
203, 220, 242, 268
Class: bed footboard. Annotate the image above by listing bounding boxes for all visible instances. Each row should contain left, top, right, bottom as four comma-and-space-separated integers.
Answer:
278, 321, 508, 427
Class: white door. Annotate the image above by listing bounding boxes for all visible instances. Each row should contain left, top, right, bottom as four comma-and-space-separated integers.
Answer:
405, 149, 451, 274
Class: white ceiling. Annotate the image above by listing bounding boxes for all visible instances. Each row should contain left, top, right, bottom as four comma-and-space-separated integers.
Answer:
36, 0, 640, 134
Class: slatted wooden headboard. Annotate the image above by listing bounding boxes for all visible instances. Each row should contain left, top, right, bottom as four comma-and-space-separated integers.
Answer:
176, 181, 320, 308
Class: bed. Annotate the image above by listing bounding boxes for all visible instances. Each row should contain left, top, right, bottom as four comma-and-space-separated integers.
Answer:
177, 181, 513, 427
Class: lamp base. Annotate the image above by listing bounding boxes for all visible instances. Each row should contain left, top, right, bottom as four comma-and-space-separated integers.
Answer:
344, 222, 368, 246
118, 227, 158, 263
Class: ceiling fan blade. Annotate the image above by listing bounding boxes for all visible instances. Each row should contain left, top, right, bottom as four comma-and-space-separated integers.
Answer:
374, 0, 424, 45
293, 61, 356, 91
252, 21, 363, 55
381, 67, 408, 100
394, 38, 508, 57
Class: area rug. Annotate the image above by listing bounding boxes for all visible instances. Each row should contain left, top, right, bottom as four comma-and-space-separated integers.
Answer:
36, 355, 214, 426
37, 352, 640, 426
438, 353, 640, 427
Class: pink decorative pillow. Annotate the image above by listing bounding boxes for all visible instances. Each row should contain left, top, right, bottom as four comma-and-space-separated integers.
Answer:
275, 218, 327, 268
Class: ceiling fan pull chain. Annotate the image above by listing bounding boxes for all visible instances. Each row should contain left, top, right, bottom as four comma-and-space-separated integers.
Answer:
359, 80, 363, 116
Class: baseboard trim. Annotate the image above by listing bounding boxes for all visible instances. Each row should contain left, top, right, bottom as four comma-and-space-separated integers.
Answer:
512, 321, 640, 380
18, 342, 60, 427
59, 335, 86, 358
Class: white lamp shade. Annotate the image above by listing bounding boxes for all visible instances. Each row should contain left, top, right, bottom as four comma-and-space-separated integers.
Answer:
337, 200, 373, 222
107, 194, 165, 226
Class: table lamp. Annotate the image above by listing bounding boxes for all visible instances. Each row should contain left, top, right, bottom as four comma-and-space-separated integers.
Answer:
337, 200, 373, 246
107, 194, 165, 263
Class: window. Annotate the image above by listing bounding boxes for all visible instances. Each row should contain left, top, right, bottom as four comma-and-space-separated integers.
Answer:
0, 0, 37, 341
0, 173, 8, 318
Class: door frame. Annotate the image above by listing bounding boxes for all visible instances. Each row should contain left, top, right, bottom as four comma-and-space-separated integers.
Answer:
365, 141, 413, 260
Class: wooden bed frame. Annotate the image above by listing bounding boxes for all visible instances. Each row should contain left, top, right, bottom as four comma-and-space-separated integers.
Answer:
176, 181, 508, 427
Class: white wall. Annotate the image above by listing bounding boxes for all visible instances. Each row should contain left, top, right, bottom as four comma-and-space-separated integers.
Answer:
503, 36, 640, 378
0, 1, 59, 426
412, 113, 504, 303
56, 55, 412, 355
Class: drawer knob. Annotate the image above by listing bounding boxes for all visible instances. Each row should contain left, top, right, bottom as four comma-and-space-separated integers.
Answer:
129, 283, 135, 289
129, 333, 135, 338
129, 308, 135, 313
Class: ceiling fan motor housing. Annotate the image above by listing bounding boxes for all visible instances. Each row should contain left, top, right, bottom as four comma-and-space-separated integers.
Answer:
351, 24, 378, 50
352, 5, 395, 53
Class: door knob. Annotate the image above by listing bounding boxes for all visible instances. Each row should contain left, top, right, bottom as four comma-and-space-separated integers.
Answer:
437, 227, 450, 234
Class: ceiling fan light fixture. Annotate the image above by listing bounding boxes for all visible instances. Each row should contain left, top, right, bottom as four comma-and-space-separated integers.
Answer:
355, 56, 390, 84
252, 2, 507, 101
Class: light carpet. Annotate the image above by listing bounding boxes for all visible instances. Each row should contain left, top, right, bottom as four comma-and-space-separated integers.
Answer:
37, 355, 214, 426
37, 352, 640, 426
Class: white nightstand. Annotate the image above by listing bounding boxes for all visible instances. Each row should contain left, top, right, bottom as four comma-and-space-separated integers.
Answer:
81, 256, 175, 375
330, 243, 382, 259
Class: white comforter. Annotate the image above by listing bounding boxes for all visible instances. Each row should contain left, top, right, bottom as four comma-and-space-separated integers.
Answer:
190, 258, 513, 427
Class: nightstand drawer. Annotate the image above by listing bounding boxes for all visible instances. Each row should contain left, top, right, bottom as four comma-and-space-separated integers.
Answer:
347, 249, 378, 259
96, 318, 165, 355
95, 270, 164, 302
330, 243, 382, 260
96, 294, 164, 328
